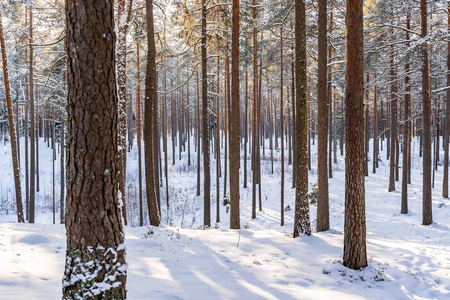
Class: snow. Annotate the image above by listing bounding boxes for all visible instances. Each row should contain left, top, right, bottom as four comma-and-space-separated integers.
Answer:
1, 135, 450, 299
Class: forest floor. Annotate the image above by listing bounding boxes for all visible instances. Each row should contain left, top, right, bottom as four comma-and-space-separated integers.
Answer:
0, 136, 449, 299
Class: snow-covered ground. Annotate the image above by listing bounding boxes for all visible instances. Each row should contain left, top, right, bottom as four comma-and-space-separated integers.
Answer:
0, 135, 449, 299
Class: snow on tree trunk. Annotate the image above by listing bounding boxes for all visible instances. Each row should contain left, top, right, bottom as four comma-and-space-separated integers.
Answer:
116, 0, 133, 226
202, 0, 211, 227
63, 0, 127, 297
293, 0, 311, 238
343, 0, 367, 270
421, 0, 432, 225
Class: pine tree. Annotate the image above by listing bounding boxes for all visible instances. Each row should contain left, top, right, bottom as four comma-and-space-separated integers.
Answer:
443, 4, 450, 199
343, 0, 367, 270
317, 0, 329, 232
29, 10, 36, 223
116, 0, 133, 226
401, 11, 411, 214
63, 0, 127, 297
202, 0, 211, 227
230, 0, 240, 229
293, 0, 311, 238
145, 0, 161, 226
421, 0, 432, 225
0, 10, 25, 223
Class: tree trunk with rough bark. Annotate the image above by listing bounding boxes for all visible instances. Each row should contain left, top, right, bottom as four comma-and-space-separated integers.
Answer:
145, 0, 161, 226
202, 0, 211, 227
443, 4, 450, 198
0, 11, 25, 223
251, 0, 258, 219
317, 0, 329, 232
136, 43, 143, 226
60, 116, 65, 224
280, 24, 285, 227
343, 0, 367, 270
421, 0, 432, 225
293, 0, 311, 238
29, 10, 36, 224
116, 0, 133, 225
63, 0, 127, 297
402, 12, 411, 213
373, 75, 378, 173
388, 38, 396, 192
230, 0, 240, 229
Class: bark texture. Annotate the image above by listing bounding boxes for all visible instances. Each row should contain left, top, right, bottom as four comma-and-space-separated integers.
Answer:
116, 0, 133, 226
421, 0, 432, 225
230, 0, 240, 229
63, 0, 127, 297
343, 0, 367, 270
388, 40, 396, 192
145, 0, 161, 226
293, 0, 311, 238
443, 4, 450, 198
202, 0, 211, 226
317, 0, 329, 232
402, 12, 411, 214
29, 11, 36, 223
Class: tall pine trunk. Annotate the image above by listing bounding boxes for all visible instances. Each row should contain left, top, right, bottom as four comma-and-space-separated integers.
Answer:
230, 0, 240, 229
343, 0, 367, 270
202, 0, 211, 227
293, 0, 311, 238
280, 24, 285, 226
317, 0, 329, 232
63, 0, 127, 296
402, 12, 411, 213
29, 10, 36, 223
421, 0, 432, 225
0, 11, 25, 223
388, 38, 396, 192
373, 75, 378, 173
443, 4, 450, 198
137, 43, 144, 226
117, 0, 133, 225
144, 0, 161, 226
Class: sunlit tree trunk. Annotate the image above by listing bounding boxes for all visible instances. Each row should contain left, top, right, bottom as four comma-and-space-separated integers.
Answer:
0, 11, 24, 223
117, 0, 133, 225
421, 0, 432, 225
443, 4, 450, 198
327, 11, 333, 179
252, 0, 258, 219
388, 35, 396, 192
317, 0, 329, 232
230, 0, 240, 229
63, 0, 127, 296
136, 42, 144, 226
202, 0, 211, 226
145, 0, 161, 226
29, 10, 36, 223
402, 12, 411, 213
373, 74, 378, 173
343, 0, 367, 270
364, 74, 369, 177
216, 56, 221, 223
52, 107, 56, 224
293, 0, 311, 238
244, 70, 248, 188
196, 69, 201, 196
